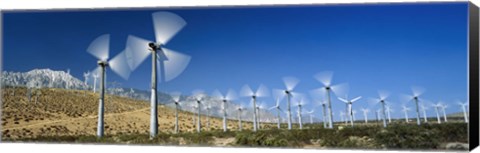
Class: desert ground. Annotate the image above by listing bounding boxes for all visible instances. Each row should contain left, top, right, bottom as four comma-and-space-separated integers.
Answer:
1, 87, 267, 139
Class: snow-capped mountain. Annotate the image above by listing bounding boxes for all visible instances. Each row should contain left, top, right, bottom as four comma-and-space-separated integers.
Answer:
2, 68, 87, 89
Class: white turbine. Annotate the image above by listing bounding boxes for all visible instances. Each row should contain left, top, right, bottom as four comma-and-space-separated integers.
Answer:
86, 34, 132, 138
370, 90, 390, 128
293, 96, 308, 129
340, 111, 346, 124
92, 73, 98, 93
256, 102, 267, 130
420, 103, 428, 123
272, 76, 300, 130
401, 105, 411, 123
352, 110, 357, 122
212, 89, 236, 132
169, 92, 182, 134
440, 104, 448, 122
338, 95, 362, 127
360, 108, 369, 123
237, 103, 246, 131
432, 102, 442, 124
83, 71, 90, 89
312, 71, 348, 129
457, 101, 469, 123
386, 105, 393, 123
307, 110, 315, 124
401, 86, 425, 125
125, 11, 190, 138
192, 90, 206, 133
241, 84, 269, 132
268, 97, 283, 129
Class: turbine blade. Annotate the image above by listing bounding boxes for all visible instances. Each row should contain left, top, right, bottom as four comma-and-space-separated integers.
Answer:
378, 90, 390, 100
240, 85, 254, 97
411, 86, 425, 97
351, 96, 362, 103
256, 84, 269, 97
337, 97, 349, 103
282, 76, 299, 91
152, 11, 187, 45
87, 34, 110, 61
226, 89, 237, 101
170, 91, 182, 102
108, 50, 132, 80
212, 89, 224, 100
159, 47, 191, 82
272, 89, 286, 102
330, 83, 349, 97
314, 71, 333, 87
309, 88, 327, 102
125, 35, 151, 71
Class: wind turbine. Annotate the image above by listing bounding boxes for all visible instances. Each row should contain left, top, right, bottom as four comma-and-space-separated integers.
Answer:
386, 105, 393, 123
376, 109, 381, 122
170, 92, 182, 133
86, 34, 132, 138
293, 96, 308, 129
272, 76, 300, 130
340, 111, 346, 124
312, 71, 348, 129
440, 104, 448, 122
125, 11, 190, 138
83, 71, 90, 90
338, 95, 362, 127
307, 110, 315, 124
420, 103, 428, 123
241, 84, 269, 132
432, 102, 442, 124
92, 73, 98, 93
402, 86, 425, 125
268, 97, 283, 129
370, 90, 390, 127
360, 108, 369, 123
204, 100, 212, 130
236, 103, 246, 131
212, 89, 236, 132
256, 102, 267, 130
192, 90, 206, 133
401, 105, 411, 123
457, 101, 469, 123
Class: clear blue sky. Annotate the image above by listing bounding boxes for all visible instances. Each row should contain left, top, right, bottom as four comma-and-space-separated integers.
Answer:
2, 2, 468, 120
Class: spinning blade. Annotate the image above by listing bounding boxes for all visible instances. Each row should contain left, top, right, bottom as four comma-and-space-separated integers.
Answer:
152, 11, 187, 44
314, 71, 333, 87
108, 50, 132, 80
87, 34, 109, 61
157, 47, 192, 82
283, 76, 299, 91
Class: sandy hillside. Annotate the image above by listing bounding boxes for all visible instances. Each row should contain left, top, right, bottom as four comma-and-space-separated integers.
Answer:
1, 87, 268, 139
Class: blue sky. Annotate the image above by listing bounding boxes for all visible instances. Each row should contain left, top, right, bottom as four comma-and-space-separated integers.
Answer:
2, 2, 469, 120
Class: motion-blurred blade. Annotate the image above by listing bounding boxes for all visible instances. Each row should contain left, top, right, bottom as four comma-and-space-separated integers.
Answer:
378, 90, 390, 100
256, 84, 269, 97
241, 85, 254, 97
283, 76, 299, 91
272, 89, 286, 101
411, 86, 425, 97
330, 83, 349, 97
212, 89, 224, 100
192, 89, 205, 101
314, 71, 333, 87
170, 91, 182, 102
351, 96, 362, 103
226, 89, 237, 101
125, 35, 151, 71
108, 50, 131, 80
309, 88, 327, 102
152, 11, 187, 45
87, 34, 110, 61
158, 47, 191, 82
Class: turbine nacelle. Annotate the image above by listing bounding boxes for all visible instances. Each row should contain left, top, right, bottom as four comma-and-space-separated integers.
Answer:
97, 60, 109, 67
148, 42, 163, 51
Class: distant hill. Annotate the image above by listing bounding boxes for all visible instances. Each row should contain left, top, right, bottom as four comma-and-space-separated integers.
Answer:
1, 69, 277, 122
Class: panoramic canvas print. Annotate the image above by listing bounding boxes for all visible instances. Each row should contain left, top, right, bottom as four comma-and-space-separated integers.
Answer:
0, 2, 470, 151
